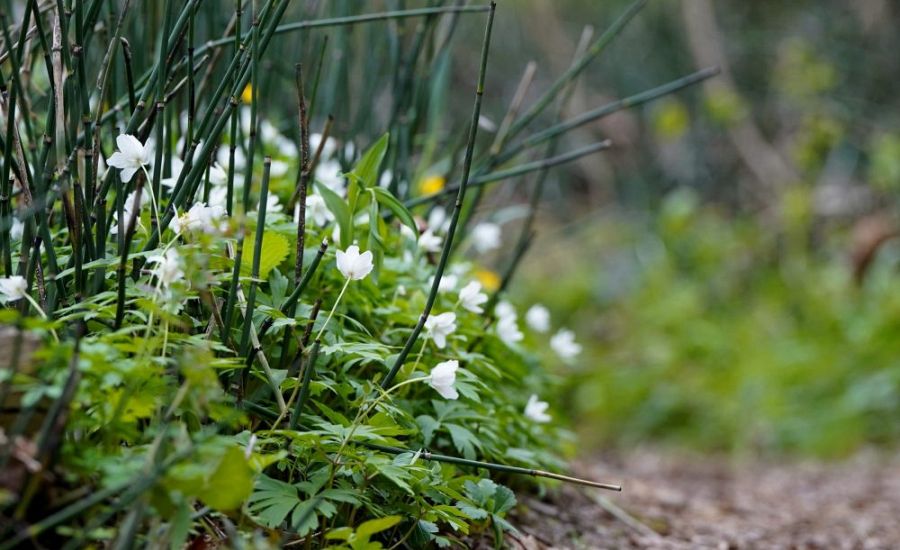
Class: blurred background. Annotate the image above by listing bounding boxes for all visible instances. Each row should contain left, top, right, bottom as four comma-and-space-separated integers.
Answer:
488, 0, 900, 457
147, 0, 900, 458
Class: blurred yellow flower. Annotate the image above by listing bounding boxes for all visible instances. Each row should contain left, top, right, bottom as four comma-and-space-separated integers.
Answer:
474, 269, 500, 292
652, 99, 689, 140
419, 175, 445, 195
241, 84, 254, 104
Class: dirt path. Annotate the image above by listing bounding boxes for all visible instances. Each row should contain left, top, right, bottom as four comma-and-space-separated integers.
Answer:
508, 450, 900, 549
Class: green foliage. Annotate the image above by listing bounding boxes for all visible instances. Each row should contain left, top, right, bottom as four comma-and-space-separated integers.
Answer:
526, 190, 900, 457
240, 230, 291, 279
0, 0, 714, 546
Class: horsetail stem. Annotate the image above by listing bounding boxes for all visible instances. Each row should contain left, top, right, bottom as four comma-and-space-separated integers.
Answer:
382, 2, 497, 389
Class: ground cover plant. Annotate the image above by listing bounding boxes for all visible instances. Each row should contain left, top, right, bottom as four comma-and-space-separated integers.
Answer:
0, 1, 711, 547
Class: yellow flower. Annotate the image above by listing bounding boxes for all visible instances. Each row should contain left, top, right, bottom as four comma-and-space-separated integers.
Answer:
474, 269, 500, 292
241, 84, 254, 104
419, 175, 445, 195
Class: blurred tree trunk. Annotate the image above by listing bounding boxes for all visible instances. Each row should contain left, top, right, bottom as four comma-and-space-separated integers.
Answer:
681, 0, 798, 206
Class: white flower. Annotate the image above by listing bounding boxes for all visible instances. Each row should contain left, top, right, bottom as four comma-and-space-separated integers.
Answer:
400, 224, 417, 241
270, 160, 289, 178
525, 304, 551, 333
335, 245, 374, 281
379, 169, 393, 188
316, 159, 345, 196
0, 276, 28, 302
262, 193, 283, 213
471, 222, 501, 253
429, 360, 460, 400
208, 185, 229, 211
495, 300, 516, 322
259, 120, 283, 145
430, 274, 458, 293
418, 229, 442, 253
427, 207, 448, 233
300, 193, 334, 226
160, 157, 184, 189
458, 281, 488, 314
424, 312, 456, 349
208, 162, 228, 186
524, 394, 551, 423
478, 115, 498, 132
310, 132, 337, 159
107, 134, 151, 183
169, 202, 226, 235
550, 328, 582, 361
110, 190, 143, 235
496, 315, 523, 346
10, 218, 24, 241
148, 249, 184, 287
216, 145, 247, 173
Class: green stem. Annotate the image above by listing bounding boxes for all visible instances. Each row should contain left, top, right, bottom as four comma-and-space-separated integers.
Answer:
404, 140, 612, 208
496, 67, 720, 166
381, 2, 496, 388
314, 276, 351, 343
364, 443, 622, 492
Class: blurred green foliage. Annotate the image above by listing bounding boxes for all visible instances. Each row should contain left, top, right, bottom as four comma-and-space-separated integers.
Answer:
520, 190, 900, 457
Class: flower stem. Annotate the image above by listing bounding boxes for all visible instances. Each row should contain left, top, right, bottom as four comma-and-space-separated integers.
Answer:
140, 165, 164, 240
334, 377, 427, 461
314, 276, 351, 343
22, 293, 58, 342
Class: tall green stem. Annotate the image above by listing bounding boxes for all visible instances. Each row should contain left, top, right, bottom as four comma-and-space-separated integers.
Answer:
381, 2, 496, 388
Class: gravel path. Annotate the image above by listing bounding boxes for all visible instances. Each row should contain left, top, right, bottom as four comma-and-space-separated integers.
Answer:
507, 450, 900, 549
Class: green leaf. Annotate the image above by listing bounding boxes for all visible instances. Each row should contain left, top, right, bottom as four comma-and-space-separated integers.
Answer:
356, 516, 402, 540
371, 186, 417, 235
292, 500, 321, 535
348, 133, 390, 189
416, 415, 440, 446
269, 268, 288, 306
465, 479, 497, 505
492, 485, 517, 515
196, 446, 255, 511
456, 503, 489, 521
325, 527, 354, 541
247, 475, 300, 528
446, 424, 480, 460
316, 181, 352, 248
367, 199, 384, 275
375, 464, 415, 495
240, 230, 290, 280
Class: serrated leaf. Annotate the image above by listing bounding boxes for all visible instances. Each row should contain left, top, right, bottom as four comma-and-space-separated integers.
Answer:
416, 415, 440, 446
247, 475, 300, 528
456, 503, 489, 520
292, 500, 321, 536
492, 484, 517, 514
240, 230, 290, 280
446, 424, 480, 460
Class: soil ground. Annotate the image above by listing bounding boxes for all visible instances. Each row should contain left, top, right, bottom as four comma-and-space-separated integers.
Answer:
507, 449, 900, 549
